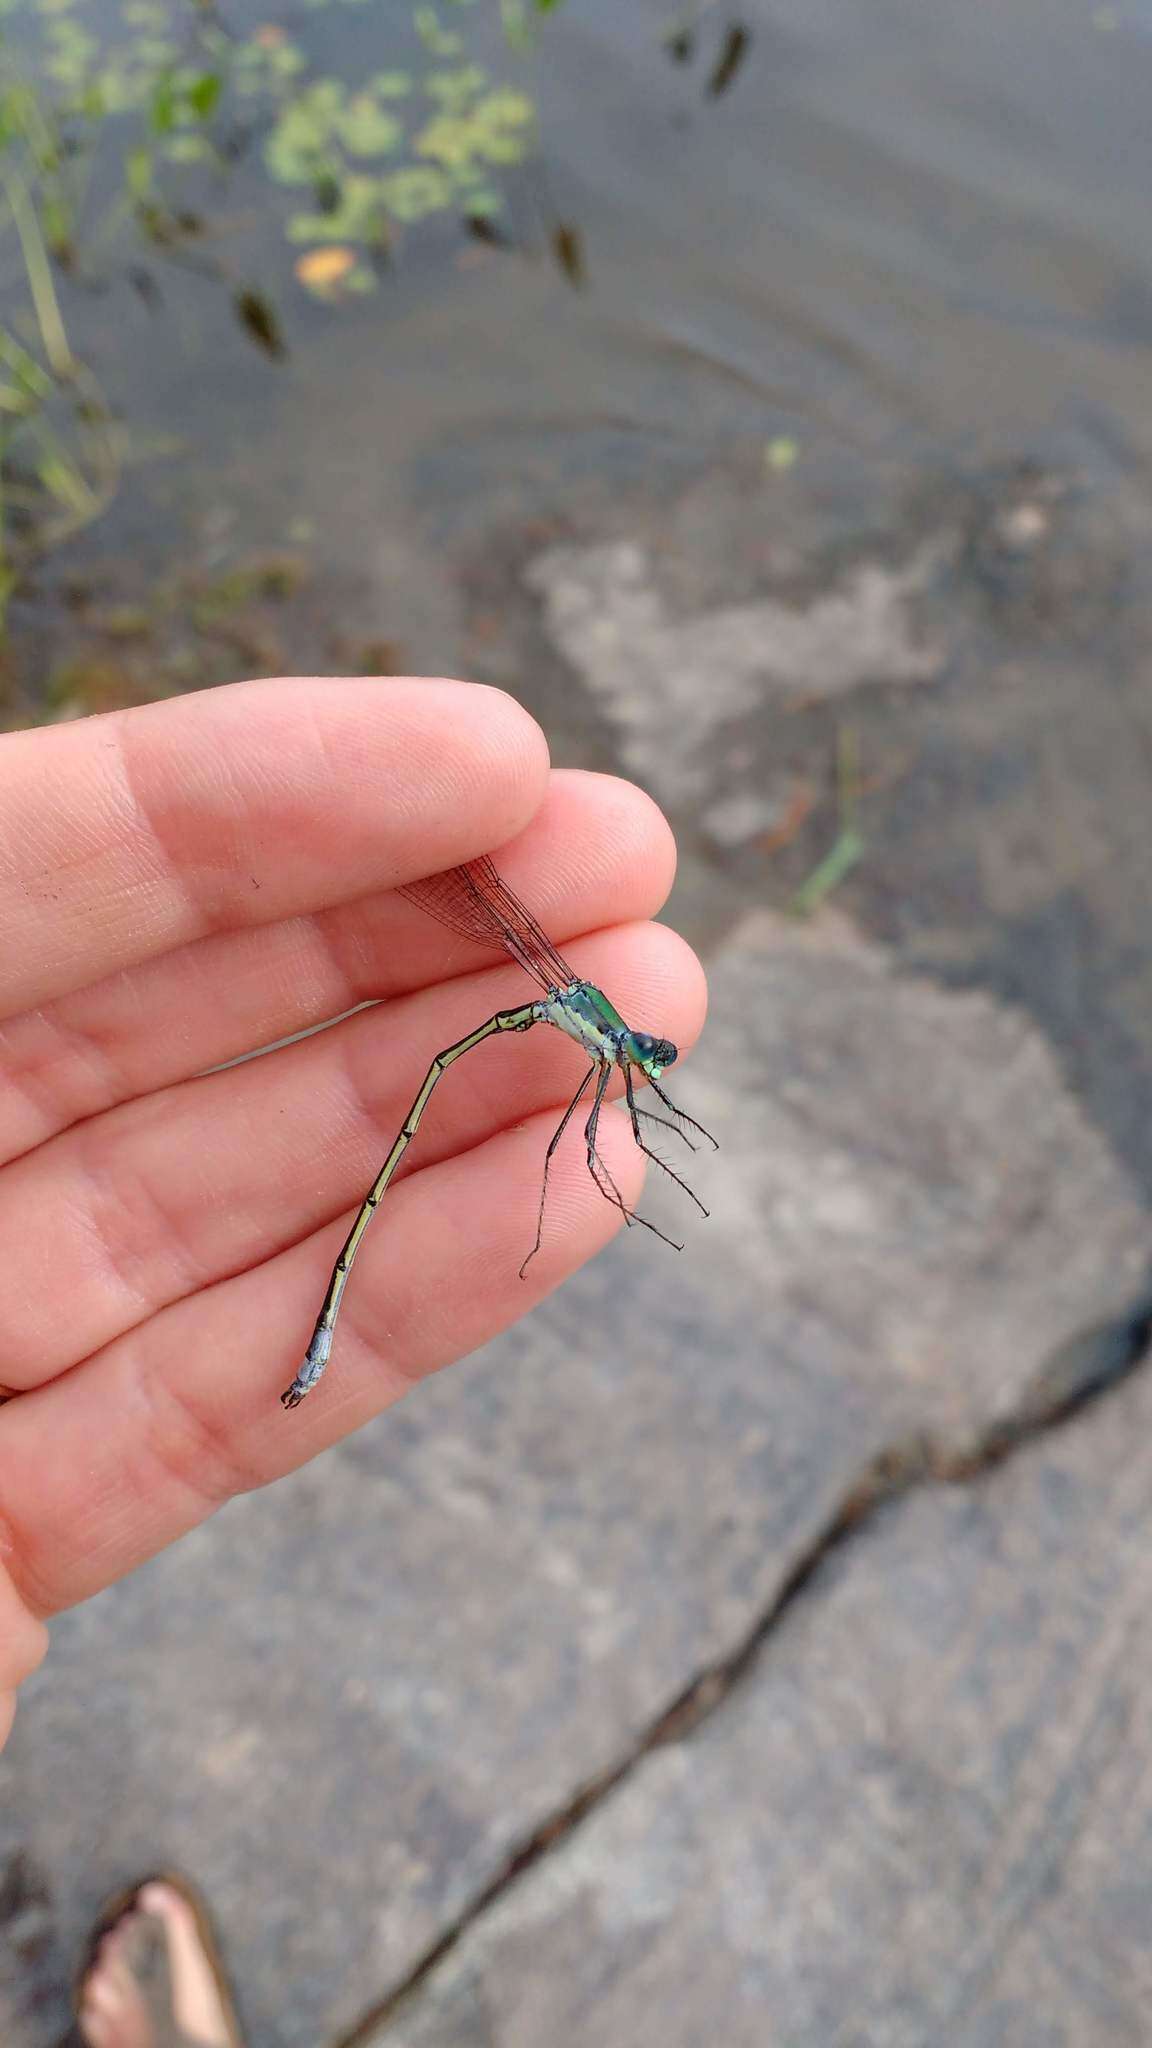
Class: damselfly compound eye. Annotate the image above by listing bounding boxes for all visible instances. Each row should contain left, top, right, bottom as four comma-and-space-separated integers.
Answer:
632, 1033, 678, 1075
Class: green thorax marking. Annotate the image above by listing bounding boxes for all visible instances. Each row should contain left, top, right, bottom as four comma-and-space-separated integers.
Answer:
541, 979, 632, 1062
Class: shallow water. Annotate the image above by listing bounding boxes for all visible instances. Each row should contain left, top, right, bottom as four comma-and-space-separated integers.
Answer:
34, 0, 1152, 620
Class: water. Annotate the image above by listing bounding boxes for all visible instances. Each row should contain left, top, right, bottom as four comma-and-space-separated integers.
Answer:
28, 0, 1152, 617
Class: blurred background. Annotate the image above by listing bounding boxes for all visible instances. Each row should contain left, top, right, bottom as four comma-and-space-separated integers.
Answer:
4, 1, 1152, 2041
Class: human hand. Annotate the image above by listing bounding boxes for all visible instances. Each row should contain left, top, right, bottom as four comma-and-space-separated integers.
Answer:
0, 676, 706, 1747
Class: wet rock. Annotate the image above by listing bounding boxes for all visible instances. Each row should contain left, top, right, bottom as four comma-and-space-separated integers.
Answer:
524, 539, 944, 804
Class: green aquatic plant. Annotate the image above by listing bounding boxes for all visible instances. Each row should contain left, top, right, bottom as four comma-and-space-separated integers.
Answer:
790, 727, 866, 918
0, 0, 563, 625
0, 70, 125, 632
260, 37, 538, 270
2, 0, 556, 279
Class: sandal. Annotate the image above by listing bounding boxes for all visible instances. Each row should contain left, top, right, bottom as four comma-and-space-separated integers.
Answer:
73, 1873, 246, 2048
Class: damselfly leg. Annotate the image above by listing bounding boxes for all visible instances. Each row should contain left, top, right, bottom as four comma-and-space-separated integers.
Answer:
583, 1061, 685, 1254
519, 1062, 598, 1280
622, 1065, 711, 1218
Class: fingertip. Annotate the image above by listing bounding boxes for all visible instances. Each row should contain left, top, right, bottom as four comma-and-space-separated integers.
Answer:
440, 680, 552, 839
374, 678, 550, 871
533, 769, 679, 920
0, 1558, 49, 1700
647, 921, 709, 1039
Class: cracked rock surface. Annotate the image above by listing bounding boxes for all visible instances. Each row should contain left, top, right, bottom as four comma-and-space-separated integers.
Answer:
376, 1349, 1152, 2048
2, 903, 1146, 2048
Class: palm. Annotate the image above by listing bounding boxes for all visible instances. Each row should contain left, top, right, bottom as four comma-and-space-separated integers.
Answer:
0, 676, 704, 1748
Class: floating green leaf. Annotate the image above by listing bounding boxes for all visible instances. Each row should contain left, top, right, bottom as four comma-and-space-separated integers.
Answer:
426, 63, 487, 106
416, 86, 533, 173
337, 92, 401, 157
414, 5, 463, 56
287, 172, 387, 240
379, 163, 450, 219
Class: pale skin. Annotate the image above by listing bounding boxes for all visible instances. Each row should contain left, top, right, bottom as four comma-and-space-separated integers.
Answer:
78, 1882, 237, 2048
0, 675, 707, 1756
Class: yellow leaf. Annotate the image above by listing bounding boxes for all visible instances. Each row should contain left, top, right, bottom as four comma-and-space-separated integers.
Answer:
294, 245, 357, 290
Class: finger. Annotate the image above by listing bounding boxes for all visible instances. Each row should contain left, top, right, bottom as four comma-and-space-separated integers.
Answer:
0, 1103, 650, 1616
0, 769, 676, 1164
0, 676, 546, 1018
0, 921, 705, 1385
0, 1561, 48, 1743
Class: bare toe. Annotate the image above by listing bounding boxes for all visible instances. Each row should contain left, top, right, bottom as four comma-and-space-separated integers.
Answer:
77, 1880, 243, 2048
77, 1910, 155, 2048
136, 1881, 241, 2048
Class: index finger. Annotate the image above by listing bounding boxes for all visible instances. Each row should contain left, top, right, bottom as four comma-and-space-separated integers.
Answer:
0, 676, 547, 1017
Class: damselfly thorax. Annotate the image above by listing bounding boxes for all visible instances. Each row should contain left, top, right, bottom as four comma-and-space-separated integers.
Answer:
537, 980, 677, 1078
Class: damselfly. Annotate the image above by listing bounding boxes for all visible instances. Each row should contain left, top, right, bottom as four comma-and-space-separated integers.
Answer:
281, 855, 716, 1409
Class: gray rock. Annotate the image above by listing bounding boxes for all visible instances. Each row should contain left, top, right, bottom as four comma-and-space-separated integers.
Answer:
376, 1348, 1152, 2048
2, 914, 1146, 2047
524, 540, 944, 804
681, 912, 1152, 1464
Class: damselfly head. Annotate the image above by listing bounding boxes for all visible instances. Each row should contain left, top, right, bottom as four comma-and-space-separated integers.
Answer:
630, 1032, 678, 1080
